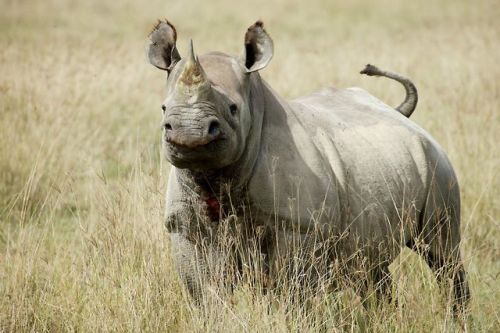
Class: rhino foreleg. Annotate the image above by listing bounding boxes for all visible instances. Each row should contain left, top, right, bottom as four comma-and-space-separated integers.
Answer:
169, 232, 205, 299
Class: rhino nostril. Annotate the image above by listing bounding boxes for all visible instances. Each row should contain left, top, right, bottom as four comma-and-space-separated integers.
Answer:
208, 120, 220, 136
164, 123, 172, 131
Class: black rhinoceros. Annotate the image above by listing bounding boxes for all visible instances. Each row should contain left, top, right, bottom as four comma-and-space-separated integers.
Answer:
146, 20, 469, 312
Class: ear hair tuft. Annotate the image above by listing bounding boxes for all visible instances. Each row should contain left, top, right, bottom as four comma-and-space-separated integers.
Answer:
149, 19, 177, 41
243, 20, 273, 72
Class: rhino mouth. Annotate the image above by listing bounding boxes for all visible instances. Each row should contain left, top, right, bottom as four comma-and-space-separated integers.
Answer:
164, 136, 230, 169
165, 131, 225, 149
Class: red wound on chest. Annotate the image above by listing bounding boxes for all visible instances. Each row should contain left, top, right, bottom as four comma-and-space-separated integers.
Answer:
205, 196, 221, 221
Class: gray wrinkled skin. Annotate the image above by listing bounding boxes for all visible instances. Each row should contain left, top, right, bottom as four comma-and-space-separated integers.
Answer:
147, 20, 470, 311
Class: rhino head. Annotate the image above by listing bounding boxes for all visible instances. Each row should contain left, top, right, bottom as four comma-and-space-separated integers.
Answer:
147, 20, 273, 170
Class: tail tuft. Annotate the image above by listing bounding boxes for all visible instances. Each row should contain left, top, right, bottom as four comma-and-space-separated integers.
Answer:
360, 64, 383, 76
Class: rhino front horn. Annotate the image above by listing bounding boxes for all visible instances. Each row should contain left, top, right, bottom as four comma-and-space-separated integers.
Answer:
179, 40, 209, 87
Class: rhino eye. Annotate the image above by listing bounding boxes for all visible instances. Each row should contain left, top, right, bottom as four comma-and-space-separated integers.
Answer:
229, 104, 237, 116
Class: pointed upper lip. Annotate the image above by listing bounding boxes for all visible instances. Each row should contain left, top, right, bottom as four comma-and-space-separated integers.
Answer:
165, 132, 224, 148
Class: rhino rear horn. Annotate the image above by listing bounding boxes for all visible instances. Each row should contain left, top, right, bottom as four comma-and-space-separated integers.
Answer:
243, 20, 274, 73
147, 20, 181, 72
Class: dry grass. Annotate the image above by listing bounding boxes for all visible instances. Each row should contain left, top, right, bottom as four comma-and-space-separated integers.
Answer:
0, 0, 499, 331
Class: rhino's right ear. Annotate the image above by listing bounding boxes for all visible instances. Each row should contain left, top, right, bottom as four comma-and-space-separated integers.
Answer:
243, 21, 274, 73
147, 20, 181, 72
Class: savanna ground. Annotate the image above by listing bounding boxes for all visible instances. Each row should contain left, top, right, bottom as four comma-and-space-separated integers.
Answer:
0, 0, 499, 331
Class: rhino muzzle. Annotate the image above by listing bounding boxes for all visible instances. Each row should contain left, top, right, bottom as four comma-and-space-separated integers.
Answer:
164, 116, 223, 149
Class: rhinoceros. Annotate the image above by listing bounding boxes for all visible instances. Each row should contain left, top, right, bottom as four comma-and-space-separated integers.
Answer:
146, 20, 470, 311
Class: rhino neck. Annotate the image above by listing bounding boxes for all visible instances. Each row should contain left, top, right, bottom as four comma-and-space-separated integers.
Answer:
222, 73, 266, 187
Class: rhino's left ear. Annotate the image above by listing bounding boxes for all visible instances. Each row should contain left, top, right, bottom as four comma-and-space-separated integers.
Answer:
243, 21, 274, 73
147, 20, 181, 72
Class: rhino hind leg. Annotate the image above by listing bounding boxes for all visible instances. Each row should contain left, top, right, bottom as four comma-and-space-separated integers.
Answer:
424, 245, 470, 315
426, 215, 470, 315
357, 260, 394, 309
412, 203, 471, 316
372, 262, 393, 302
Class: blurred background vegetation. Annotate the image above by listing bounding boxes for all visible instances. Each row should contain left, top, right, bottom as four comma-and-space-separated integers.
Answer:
0, 0, 498, 331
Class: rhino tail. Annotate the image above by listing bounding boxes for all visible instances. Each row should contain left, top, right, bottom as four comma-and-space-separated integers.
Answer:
360, 64, 418, 118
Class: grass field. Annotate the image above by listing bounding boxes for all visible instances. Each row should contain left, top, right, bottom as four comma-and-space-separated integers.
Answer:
1, 0, 499, 331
